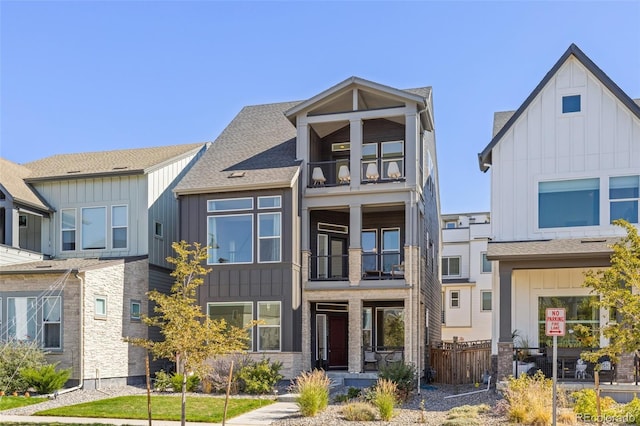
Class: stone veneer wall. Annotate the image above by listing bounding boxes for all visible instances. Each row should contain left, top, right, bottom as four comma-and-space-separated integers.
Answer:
82, 258, 148, 389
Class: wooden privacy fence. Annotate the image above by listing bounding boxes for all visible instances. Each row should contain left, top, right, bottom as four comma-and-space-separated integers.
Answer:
430, 339, 492, 384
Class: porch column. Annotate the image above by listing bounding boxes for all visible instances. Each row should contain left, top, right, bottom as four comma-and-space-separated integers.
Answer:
349, 204, 362, 286
297, 120, 309, 187
497, 263, 514, 380
348, 298, 362, 373
404, 112, 417, 184
349, 119, 362, 188
301, 208, 309, 251
301, 295, 312, 372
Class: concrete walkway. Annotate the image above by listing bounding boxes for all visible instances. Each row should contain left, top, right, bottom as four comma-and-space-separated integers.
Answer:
0, 401, 300, 426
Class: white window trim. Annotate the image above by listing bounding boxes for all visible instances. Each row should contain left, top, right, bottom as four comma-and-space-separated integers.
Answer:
481, 252, 492, 274
61, 208, 77, 252
95, 296, 107, 319
443, 256, 461, 278
480, 291, 492, 312
7, 296, 37, 342
42, 296, 62, 349
81, 206, 107, 250
208, 302, 254, 351
609, 175, 639, 224
257, 301, 281, 352
257, 196, 281, 209
535, 176, 601, 231
557, 88, 584, 117
450, 290, 460, 309
207, 197, 253, 213
111, 205, 128, 250
258, 212, 282, 263
207, 213, 254, 265
130, 300, 141, 321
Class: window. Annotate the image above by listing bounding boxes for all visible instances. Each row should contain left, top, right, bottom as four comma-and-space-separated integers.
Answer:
381, 228, 400, 273
112, 205, 128, 249
442, 257, 461, 277
538, 296, 599, 347
381, 141, 404, 179
130, 300, 141, 321
376, 307, 404, 348
481, 291, 492, 312
95, 297, 107, 318
481, 253, 492, 273
82, 207, 106, 250
562, 95, 581, 113
362, 307, 373, 348
208, 302, 253, 350
331, 142, 350, 152
539, 178, 599, 228
61, 209, 76, 251
7, 297, 37, 341
445, 221, 456, 229
207, 198, 253, 212
361, 230, 377, 272
450, 291, 460, 308
610, 176, 639, 224
258, 213, 281, 262
361, 143, 378, 177
19, 215, 27, 228
154, 221, 163, 238
258, 302, 280, 351
42, 296, 61, 349
207, 214, 253, 264
258, 196, 281, 209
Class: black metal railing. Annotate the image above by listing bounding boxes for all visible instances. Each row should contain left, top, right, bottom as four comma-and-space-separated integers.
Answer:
361, 157, 405, 182
308, 160, 349, 187
309, 254, 349, 280
362, 252, 402, 279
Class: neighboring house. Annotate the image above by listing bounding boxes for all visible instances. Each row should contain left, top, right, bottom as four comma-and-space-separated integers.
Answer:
175, 76, 442, 380
0, 143, 209, 389
441, 212, 492, 342
478, 44, 640, 382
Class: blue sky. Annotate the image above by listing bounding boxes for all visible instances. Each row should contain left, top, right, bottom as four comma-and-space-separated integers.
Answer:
1, 1, 639, 213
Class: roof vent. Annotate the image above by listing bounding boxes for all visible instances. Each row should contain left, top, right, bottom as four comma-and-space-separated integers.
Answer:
112, 166, 129, 170
36, 265, 52, 268
228, 171, 246, 178
581, 238, 607, 243
67, 170, 81, 174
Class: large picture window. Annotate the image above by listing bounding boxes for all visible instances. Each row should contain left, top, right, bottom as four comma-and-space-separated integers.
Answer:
258, 213, 281, 263
207, 215, 253, 264
61, 209, 76, 251
539, 178, 599, 228
82, 207, 106, 250
208, 302, 253, 350
610, 176, 639, 224
375, 307, 404, 348
258, 302, 281, 351
42, 296, 61, 349
111, 205, 128, 249
538, 296, 599, 348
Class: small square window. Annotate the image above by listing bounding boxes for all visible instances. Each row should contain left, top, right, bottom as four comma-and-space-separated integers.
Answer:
19, 215, 27, 227
154, 221, 163, 238
450, 291, 460, 308
562, 95, 581, 113
130, 300, 141, 321
95, 297, 107, 318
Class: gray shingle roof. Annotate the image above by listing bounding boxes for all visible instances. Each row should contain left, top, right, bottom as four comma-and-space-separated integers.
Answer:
175, 101, 302, 194
486, 237, 620, 261
0, 158, 51, 212
479, 44, 640, 172
23, 143, 207, 182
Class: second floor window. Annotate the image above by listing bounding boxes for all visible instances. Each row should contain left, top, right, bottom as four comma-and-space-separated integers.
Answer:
539, 178, 599, 228
112, 205, 128, 249
442, 257, 461, 277
82, 207, 106, 250
610, 175, 639, 224
258, 213, 281, 262
208, 215, 253, 264
61, 209, 76, 251
481, 253, 492, 273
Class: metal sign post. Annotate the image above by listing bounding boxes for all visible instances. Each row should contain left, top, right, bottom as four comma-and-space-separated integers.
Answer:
546, 308, 566, 426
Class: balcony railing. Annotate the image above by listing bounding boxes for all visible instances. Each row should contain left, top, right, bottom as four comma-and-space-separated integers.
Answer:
361, 157, 405, 183
308, 160, 349, 187
307, 156, 406, 188
309, 254, 349, 280
362, 252, 402, 279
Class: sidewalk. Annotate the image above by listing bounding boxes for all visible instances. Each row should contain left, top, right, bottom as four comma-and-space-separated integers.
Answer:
0, 401, 299, 426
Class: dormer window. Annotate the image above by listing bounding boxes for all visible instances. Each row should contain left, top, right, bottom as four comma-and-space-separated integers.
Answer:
562, 95, 581, 113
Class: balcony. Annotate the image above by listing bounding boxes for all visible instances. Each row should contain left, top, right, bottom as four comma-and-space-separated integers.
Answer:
307, 157, 405, 188
361, 252, 403, 279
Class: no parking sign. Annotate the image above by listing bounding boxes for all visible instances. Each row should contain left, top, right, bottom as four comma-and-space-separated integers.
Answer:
545, 308, 566, 336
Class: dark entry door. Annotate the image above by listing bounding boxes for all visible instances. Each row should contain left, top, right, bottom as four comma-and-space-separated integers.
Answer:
328, 315, 348, 368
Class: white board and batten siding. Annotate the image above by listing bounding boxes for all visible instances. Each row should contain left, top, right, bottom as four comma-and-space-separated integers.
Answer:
491, 57, 640, 242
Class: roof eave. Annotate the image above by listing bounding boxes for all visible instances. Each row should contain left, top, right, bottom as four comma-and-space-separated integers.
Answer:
25, 169, 145, 183
486, 251, 612, 262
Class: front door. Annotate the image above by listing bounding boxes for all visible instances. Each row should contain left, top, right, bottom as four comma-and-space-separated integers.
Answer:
328, 315, 348, 368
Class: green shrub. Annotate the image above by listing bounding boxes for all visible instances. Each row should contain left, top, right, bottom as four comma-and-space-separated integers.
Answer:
347, 386, 361, 399
504, 370, 569, 425
372, 378, 397, 421
153, 370, 172, 392
170, 373, 200, 392
203, 354, 252, 394
341, 401, 376, 421
620, 395, 640, 425
0, 342, 47, 393
572, 388, 618, 418
20, 363, 71, 394
378, 361, 416, 401
237, 358, 283, 394
294, 369, 330, 417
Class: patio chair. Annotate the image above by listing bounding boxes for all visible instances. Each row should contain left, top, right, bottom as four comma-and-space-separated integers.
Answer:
364, 350, 379, 370
385, 351, 403, 367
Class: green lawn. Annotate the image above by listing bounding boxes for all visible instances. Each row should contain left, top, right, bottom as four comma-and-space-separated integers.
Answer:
35, 395, 274, 423
0, 396, 47, 411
